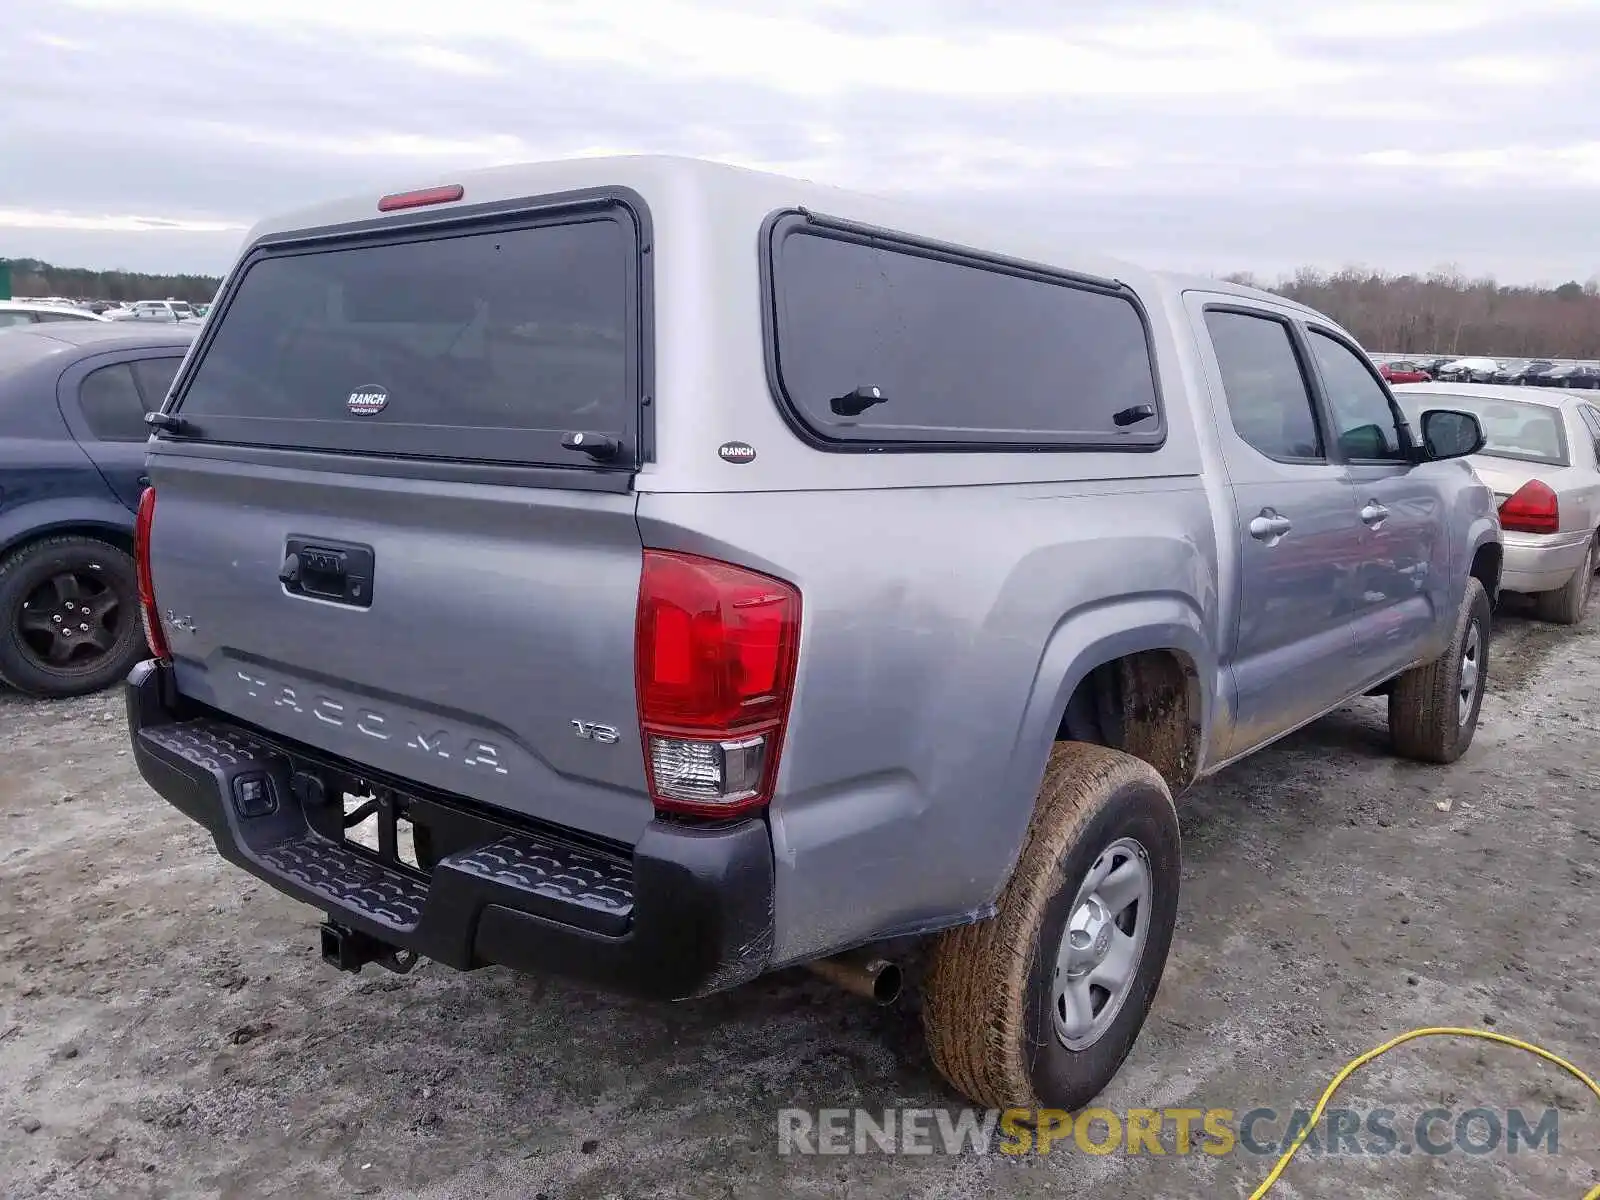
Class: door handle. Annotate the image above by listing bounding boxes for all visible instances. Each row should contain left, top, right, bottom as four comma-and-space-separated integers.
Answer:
1249, 511, 1293, 541
1360, 501, 1390, 526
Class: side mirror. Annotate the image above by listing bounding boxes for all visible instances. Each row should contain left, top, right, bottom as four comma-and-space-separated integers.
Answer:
1419, 409, 1485, 460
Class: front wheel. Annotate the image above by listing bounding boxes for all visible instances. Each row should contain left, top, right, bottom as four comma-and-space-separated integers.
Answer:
922, 742, 1181, 1111
1388, 576, 1491, 763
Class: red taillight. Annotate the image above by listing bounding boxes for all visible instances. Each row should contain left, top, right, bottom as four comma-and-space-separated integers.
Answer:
1498, 479, 1560, 535
635, 550, 801, 819
134, 486, 170, 662
377, 183, 464, 212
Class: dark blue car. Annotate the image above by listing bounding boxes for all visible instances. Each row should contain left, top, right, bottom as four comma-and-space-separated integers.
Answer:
0, 322, 195, 696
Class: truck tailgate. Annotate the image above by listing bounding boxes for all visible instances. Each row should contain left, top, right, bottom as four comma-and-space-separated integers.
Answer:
145, 452, 653, 845
140, 190, 657, 843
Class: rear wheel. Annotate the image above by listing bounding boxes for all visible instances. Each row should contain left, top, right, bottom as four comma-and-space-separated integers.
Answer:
922, 742, 1181, 1111
0, 535, 145, 698
1388, 576, 1491, 763
1532, 536, 1596, 626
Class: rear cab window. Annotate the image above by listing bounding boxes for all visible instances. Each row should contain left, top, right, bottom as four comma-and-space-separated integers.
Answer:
764, 214, 1163, 451
169, 201, 646, 469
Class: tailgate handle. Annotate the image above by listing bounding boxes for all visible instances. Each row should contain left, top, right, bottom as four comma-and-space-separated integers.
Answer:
281, 538, 374, 608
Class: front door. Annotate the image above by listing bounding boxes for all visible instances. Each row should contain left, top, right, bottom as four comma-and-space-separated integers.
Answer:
1187, 297, 1369, 758
1303, 327, 1445, 684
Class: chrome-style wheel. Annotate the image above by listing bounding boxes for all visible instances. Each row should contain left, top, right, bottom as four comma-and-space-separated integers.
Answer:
1457, 620, 1481, 728
1052, 837, 1152, 1051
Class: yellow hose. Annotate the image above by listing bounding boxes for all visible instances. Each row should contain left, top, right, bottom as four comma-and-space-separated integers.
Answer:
1248, 1027, 1600, 1200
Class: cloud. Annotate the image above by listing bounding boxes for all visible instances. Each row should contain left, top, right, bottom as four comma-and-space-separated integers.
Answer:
0, 0, 1595, 282
385, 44, 504, 76
0, 208, 247, 234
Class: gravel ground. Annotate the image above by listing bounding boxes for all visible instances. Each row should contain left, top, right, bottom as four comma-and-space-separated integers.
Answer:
2, 601, 1597, 1200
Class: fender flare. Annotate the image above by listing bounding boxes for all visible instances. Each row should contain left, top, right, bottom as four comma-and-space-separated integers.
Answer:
1465, 522, 1502, 602
0, 497, 136, 560
988, 591, 1216, 903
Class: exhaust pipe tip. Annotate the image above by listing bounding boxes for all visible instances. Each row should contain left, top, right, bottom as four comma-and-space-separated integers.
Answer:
805, 951, 903, 1005
867, 959, 903, 1005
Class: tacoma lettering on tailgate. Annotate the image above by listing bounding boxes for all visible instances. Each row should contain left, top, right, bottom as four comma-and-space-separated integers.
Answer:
234, 669, 509, 775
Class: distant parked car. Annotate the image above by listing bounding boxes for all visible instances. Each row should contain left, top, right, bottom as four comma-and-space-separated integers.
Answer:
1437, 357, 1502, 384
104, 300, 196, 324
1378, 359, 1432, 384
1539, 364, 1600, 391
1409, 356, 1452, 377
0, 301, 110, 329
0, 323, 196, 695
1398, 382, 1600, 624
1497, 359, 1557, 386
1565, 365, 1600, 391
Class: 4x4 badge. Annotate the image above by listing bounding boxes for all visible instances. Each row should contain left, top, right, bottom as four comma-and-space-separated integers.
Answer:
347, 385, 389, 415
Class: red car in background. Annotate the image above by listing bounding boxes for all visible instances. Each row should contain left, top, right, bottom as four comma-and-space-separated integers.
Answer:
1378, 359, 1432, 384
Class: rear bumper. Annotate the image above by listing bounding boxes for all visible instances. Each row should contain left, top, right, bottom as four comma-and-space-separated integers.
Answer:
126, 660, 774, 1000
1502, 531, 1590, 595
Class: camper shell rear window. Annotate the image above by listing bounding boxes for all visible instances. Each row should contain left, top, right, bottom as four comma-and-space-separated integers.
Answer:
170, 197, 648, 469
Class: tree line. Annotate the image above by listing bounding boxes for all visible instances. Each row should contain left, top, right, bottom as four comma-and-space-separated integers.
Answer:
2, 257, 222, 305
1227, 268, 1600, 359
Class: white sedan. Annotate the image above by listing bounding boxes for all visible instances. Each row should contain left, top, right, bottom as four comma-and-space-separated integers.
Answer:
0, 301, 109, 328
1398, 382, 1600, 623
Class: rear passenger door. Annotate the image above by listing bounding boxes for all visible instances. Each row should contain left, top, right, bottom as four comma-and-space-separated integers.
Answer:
56, 351, 186, 509
1303, 327, 1445, 684
1187, 298, 1368, 758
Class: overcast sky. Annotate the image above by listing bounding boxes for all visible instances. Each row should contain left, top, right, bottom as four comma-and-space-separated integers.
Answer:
4, 0, 1599, 283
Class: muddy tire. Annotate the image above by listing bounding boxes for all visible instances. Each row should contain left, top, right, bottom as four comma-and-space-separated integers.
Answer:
922, 742, 1181, 1111
1388, 576, 1491, 764
0, 535, 144, 698
1532, 536, 1595, 626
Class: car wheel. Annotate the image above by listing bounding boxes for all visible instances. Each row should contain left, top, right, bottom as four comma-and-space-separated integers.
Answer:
0, 535, 145, 698
1388, 576, 1491, 763
1533, 535, 1596, 626
922, 742, 1181, 1111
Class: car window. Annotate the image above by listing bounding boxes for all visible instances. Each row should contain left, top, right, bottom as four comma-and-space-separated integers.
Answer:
768, 226, 1163, 447
35, 309, 89, 322
78, 363, 151, 442
175, 212, 639, 466
1579, 406, 1600, 453
131, 356, 184, 407
1203, 309, 1324, 462
1396, 394, 1568, 467
0, 312, 35, 328
1307, 330, 1406, 461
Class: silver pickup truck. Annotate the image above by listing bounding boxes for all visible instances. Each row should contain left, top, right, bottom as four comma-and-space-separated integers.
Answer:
126, 156, 1502, 1113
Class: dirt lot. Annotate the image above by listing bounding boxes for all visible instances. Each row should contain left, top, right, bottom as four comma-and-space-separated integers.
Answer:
2, 603, 1597, 1200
